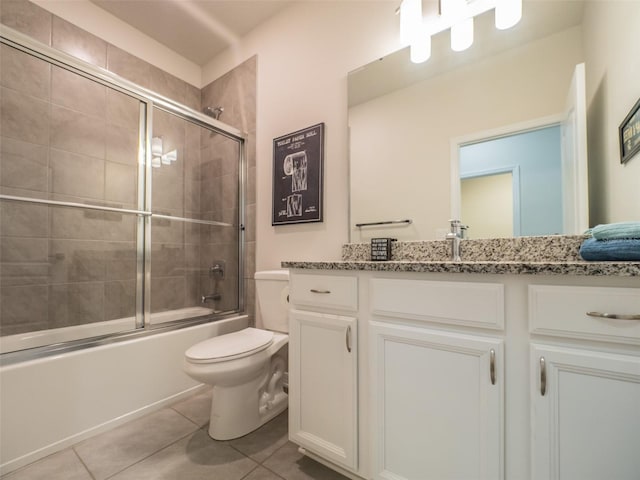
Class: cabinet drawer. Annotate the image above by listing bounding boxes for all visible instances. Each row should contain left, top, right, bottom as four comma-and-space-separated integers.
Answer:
370, 278, 504, 329
529, 285, 640, 344
290, 272, 358, 312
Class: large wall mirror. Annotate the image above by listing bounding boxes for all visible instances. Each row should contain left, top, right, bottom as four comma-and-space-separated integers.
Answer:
348, 0, 640, 242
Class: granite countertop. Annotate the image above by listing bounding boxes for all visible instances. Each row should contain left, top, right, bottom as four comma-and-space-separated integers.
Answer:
281, 236, 640, 277
281, 260, 640, 276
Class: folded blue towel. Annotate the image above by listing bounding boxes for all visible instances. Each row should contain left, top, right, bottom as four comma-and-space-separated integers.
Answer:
579, 237, 640, 261
589, 221, 640, 240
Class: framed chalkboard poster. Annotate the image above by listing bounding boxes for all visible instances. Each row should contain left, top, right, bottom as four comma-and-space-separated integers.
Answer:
272, 123, 324, 225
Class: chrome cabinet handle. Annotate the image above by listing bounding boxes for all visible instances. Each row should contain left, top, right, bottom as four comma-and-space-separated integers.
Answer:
489, 349, 496, 385
310, 289, 331, 294
587, 311, 640, 320
346, 326, 352, 353
540, 357, 546, 396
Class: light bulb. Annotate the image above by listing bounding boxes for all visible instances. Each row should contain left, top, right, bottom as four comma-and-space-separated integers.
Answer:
451, 16, 473, 51
495, 0, 522, 30
411, 34, 431, 63
400, 0, 422, 46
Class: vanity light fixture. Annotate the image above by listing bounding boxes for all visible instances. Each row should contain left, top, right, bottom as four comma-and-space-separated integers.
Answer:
399, 0, 522, 63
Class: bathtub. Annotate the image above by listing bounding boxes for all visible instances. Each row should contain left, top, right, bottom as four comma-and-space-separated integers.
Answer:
0, 313, 248, 475
0, 306, 217, 354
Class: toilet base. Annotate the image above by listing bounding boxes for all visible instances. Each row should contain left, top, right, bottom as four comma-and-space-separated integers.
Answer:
207, 354, 288, 440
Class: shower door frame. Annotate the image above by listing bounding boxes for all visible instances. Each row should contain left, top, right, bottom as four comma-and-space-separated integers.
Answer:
0, 26, 247, 363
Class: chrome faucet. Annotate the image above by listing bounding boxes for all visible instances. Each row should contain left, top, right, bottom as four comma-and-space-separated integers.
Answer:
445, 219, 468, 262
201, 293, 221, 304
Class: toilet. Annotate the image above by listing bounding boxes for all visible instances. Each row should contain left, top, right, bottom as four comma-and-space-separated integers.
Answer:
183, 269, 289, 440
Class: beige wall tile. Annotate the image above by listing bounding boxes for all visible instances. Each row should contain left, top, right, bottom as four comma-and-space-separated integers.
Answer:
49, 282, 105, 327
51, 65, 107, 118
50, 105, 106, 159
0, 200, 49, 237
150, 243, 185, 278
150, 276, 185, 312
184, 84, 201, 112
0, 44, 50, 100
0, 0, 52, 45
107, 45, 152, 91
105, 161, 137, 205
48, 239, 107, 283
106, 124, 139, 166
151, 216, 184, 245
0, 136, 49, 192
104, 242, 136, 281
50, 148, 105, 200
0, 284, 49, 335
0, 86, 49, 145
104, 280, 136, 321
149, 65, 186, 105
52, 16, 107, 68
106, 89, 141, 130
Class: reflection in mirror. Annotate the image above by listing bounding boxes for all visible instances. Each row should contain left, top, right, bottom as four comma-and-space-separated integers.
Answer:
348, 1, 640, 242
459, 125, 561, 238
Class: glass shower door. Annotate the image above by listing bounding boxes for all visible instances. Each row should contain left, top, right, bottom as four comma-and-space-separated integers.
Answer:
0, 44, 145, 352
148, 106, 243, 325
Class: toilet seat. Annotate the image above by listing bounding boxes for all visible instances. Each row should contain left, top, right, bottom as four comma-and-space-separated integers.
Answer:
185, 328, 274, 364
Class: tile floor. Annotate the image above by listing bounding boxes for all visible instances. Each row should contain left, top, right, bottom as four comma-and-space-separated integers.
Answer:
2, 388, 349, 480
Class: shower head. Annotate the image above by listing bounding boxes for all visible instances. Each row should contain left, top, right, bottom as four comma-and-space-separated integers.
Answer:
203, 106, 224, 120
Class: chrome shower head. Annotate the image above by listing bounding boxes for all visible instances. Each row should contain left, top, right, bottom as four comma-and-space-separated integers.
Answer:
203, 106, 224, 120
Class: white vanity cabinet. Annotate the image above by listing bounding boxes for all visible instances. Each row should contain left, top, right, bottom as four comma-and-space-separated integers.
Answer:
369, 278, 504, 480
288, 272, 360, 475
529, 285, 640, 480
287, 268, 640, 480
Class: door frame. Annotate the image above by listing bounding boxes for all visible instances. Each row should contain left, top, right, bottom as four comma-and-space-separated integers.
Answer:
450, 114, 563, 226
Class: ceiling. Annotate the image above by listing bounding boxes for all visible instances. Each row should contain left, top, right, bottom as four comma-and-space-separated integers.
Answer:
89, 0, 293, 66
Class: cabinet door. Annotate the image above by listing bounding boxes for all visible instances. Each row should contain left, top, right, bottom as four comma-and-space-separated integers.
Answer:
531, 344, 640, 480
289, 309, 358, 471
370, 321, 503, 480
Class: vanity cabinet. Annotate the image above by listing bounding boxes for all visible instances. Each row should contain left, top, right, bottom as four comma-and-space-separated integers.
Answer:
288, 272, 360, 474
529, 285, 640, 480
370, 322, 503, 480
287, 268, 640, 480
369, 278, 504, 480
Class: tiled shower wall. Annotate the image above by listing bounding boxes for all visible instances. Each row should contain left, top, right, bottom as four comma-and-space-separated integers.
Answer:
0, 0, 257, 334
201, 57, 257, 321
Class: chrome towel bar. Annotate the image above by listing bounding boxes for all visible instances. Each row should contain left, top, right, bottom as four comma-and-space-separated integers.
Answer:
355, 219, 412, 228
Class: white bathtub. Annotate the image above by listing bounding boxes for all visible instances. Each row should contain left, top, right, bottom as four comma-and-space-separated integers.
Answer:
0, 313, 248, 475
0, 306, 216, 354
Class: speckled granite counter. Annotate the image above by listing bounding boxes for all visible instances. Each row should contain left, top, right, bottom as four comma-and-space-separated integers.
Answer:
282, 236, 640, 277
281, 260, 640, 276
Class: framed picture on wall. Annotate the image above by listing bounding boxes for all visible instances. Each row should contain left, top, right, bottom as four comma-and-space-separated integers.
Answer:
272, 123, 324, 225
619, 97, 640, 164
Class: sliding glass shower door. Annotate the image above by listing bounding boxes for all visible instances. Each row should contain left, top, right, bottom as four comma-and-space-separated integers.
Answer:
0, 29, 245, 356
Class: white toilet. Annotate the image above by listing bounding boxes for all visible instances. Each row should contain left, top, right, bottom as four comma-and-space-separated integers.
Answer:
183, 269, 289, 440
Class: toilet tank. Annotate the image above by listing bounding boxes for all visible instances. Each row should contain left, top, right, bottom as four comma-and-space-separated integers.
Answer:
255, 269, 289, 333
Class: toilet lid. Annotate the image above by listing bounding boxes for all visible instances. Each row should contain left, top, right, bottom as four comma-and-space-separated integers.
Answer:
185, 328, 274, 363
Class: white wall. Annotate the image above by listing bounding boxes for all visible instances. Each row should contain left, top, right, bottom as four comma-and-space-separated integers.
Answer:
583, 1, 640, 225
202, 2, 403, 268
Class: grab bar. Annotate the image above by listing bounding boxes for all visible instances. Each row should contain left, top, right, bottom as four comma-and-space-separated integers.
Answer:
355, 219, 412, 228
